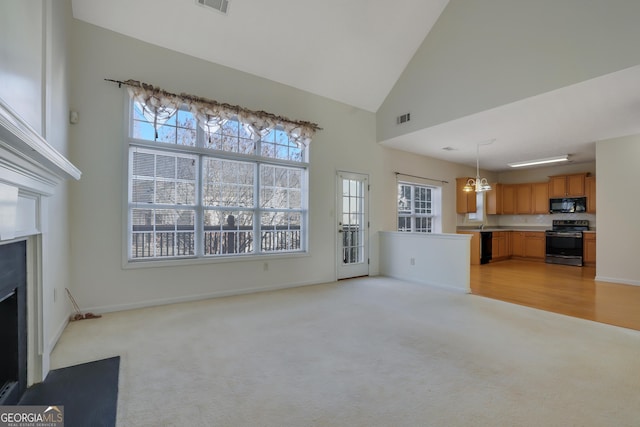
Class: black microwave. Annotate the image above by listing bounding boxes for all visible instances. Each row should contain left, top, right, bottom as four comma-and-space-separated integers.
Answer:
549, 197, 587, 214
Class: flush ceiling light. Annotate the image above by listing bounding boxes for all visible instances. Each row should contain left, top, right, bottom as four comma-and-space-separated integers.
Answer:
507, 155, 569, 168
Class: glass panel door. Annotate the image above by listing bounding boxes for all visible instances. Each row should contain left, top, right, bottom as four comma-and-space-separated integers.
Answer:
337, 172, 368, 279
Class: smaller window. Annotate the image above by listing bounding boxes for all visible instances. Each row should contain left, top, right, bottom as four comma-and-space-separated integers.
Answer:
397, 182, 441, 233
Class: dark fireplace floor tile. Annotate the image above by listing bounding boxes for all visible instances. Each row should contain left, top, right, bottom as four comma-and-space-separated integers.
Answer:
19, 356, 120, 427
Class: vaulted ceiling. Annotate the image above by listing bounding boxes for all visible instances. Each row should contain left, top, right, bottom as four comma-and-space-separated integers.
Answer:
71, 0, 449, 113
71, 0, 640, 171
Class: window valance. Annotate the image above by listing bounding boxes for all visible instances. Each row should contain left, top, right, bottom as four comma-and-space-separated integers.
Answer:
106, 79, 320, 147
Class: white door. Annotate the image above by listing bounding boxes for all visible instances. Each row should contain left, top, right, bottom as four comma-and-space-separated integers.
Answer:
337, 172, 369, 279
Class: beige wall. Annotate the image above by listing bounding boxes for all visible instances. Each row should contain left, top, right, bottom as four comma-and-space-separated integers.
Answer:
0, 1, 44, 134
67, 19, 478, 312
595, 136, 640, 285
382, 147, 479, 233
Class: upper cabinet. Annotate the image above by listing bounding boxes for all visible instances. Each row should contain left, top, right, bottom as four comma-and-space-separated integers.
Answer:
486, 183, 502, 215
456, 177, 477, 214
501, 184, 516, 214
516, 184, 532, 214
531, 182, 550, 214
458, 172, 592, 216
586, 176, 596, 213
486, 182, 548, 215
548, 173, 587, 197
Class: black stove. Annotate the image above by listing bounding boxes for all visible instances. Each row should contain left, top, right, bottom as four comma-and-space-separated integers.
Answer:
545, 220, 589, 266
550, 219, 589, 232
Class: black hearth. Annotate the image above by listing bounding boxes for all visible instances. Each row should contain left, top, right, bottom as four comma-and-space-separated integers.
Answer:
0, 240, 27, 405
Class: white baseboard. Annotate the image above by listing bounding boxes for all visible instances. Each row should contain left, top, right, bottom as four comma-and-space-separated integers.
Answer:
49, 313, 69, 349
82, 279, 325, 314
595, 275, 640, 286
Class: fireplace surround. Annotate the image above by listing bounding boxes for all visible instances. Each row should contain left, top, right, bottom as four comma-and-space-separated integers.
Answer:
0, 97, 81, 394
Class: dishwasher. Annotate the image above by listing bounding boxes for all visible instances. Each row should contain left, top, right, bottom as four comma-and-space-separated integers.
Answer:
480, 231, 492, 264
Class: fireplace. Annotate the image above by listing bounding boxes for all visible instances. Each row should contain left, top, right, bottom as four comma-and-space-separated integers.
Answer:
0, 240, 27, 405
0, 80, 80, 396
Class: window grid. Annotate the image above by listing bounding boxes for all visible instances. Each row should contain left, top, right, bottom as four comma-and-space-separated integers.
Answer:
128, 104, 308, 261
397, 183, 437, 233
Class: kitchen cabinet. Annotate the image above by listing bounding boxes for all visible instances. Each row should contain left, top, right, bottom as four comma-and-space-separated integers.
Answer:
583, 232, 596, 265
501, 184, 516, 214
516, 184, 532, 214
532, 182, 549, 214
549, 173, 587, 197
586, 176, 596, 213
524, 232, 545, 259
456, 177, 477, 214
491, 231, 508, 260
486, 183, 502, 215
511, 231, 525, 257
460, 229, 550, 264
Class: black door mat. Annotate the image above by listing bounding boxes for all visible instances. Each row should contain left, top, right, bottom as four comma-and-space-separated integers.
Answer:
19, 356, 120, 427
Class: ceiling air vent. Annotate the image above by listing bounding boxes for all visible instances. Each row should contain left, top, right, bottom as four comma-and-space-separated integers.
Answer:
396, 113, 410, 125
196, 0, 230, 15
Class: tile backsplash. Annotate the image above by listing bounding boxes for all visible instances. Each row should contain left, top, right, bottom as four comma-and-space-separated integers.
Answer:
493, 213, 595, 229
458, 213, 596, 230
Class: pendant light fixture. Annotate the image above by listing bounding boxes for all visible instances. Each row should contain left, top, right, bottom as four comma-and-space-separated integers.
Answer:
463, 140, 493, 193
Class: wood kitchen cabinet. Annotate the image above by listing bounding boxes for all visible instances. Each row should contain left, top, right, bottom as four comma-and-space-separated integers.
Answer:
586, 176, 596, 213
486, 183, 502, 215
583, 232, 596, 266
516, 184, 532, 214
514, 183, 547, 214
491, 231, 509, 260
456, 177, 477, 214
511, 231, 525, 257
524, 232, 546, 260
549, 173, 587, 197
532, 182, 550, 214
501, 184, 516, 214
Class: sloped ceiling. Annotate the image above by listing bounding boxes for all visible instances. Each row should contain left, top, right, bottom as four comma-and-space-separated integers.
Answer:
71, 0, 449, 113
71, 0, 640, 171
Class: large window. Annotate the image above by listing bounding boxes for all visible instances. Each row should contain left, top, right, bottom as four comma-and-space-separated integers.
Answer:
397, 182, 441, 233
128, 102, 308, 261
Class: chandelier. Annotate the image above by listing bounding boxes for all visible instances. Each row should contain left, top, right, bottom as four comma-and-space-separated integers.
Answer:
463, 141, 493, 193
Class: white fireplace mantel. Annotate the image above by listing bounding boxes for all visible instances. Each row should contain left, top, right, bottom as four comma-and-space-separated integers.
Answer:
0, 97, 81, 241
0, 97, 81, 196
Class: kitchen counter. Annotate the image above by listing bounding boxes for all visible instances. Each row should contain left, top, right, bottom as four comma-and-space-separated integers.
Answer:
457, 227, 596, 232
456, 226, 548, 232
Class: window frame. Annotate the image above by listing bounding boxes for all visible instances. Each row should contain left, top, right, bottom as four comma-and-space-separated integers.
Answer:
123, 99, 310, 266
397, 181, 441, 233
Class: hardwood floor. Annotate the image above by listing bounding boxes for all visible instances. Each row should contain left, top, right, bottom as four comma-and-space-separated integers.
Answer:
470, 259, 640, 331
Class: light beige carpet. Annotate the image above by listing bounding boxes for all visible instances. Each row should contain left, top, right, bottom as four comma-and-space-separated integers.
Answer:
51, 277, 640, 426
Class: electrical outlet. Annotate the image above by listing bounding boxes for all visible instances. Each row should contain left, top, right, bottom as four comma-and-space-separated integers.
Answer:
410, 258, 415, 266
263, 262, 269, 271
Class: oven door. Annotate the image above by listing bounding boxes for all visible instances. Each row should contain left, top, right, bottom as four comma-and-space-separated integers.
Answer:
545, 231, 583, 266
